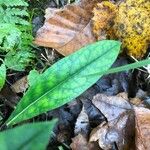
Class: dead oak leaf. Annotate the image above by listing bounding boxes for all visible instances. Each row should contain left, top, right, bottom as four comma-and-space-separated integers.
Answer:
34, 0, 101, 56
90, 93, 135, 149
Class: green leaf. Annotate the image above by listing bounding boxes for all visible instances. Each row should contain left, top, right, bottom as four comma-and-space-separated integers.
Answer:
27, 70, 41, 86
0, 23, 21, 52
6, 40, 121, 126
4, 49, 35, 71
0, 63, 6, 91
87, 58, 150, 77
0, 0, 28, 7
104, 58, 150, 74
0, 120, 57, 150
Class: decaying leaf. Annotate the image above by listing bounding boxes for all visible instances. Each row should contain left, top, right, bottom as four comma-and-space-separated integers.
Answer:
96, 57, 130, 96
0, 85, 20, 108
90, 93, 135, 149
11, 76, 28, 93
70, 134, 100, 150
34, 0, 101, 56
74, 106, 90, 136
135, 107, 150, 150
92, 0, 150, 58
70, 134, 89, 150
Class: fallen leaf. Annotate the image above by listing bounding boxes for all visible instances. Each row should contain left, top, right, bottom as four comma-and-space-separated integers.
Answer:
11, 76, 28, 93
90, 93, 135, 149
96, 57, 131, 96
135, 107, 150, 150
0, 85, 20, 108
81, 97, 105, 127
70, 134, 100, 150
74, 106, 90, 136
89, 121, 107, 142
70, 134, 89, 150
34, 0, 101, 56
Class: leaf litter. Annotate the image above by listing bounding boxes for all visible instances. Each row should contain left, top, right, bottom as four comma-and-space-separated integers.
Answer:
1, 0, 150, 149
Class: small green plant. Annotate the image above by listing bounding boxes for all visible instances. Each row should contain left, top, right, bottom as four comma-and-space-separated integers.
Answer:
0, 0, 35, 71
0, 120, 57, 150
6, 40, 150, 126
6, 40, 121, 126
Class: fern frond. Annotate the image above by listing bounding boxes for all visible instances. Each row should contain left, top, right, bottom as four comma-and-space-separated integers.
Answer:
0, 0, 35, 71
4, 49, 35, 71
0, 23, 21, 52
0, 6, 29, 25
0, 0, 28, 7
6, 8, 29, 17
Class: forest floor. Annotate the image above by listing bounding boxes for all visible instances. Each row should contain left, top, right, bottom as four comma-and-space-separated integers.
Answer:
0, 0, 150, 150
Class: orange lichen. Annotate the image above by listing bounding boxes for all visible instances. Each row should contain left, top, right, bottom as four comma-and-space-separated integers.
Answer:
92, 1, 117, 40
92, 0, 150, 59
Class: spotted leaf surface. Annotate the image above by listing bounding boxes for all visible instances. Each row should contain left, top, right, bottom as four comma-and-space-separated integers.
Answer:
0, 120, 57, 150
6, 40, 121, 126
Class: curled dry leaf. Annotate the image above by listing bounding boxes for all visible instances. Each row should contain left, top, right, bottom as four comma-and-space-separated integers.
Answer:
134, 107, 150, 150
90, 93, 135, 149
74, 106, 90, 136
34, 0, 101, 56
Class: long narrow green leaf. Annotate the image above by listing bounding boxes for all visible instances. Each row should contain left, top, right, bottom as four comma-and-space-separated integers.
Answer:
0, 120, 57, 150
105, 58, 150, 74
87, 58, 150, 77
6, 40, 121, 126
0, 63, 6, 91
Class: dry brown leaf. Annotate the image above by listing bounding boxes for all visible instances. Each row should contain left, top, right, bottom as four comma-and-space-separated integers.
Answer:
135, 107, 150, 150
70, 134, 89, 150
11, 76, 28, 93
90, 93, 135, 150
74, 106, 90, 136
70, 134, 101, 150
34, 0, 101, 56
